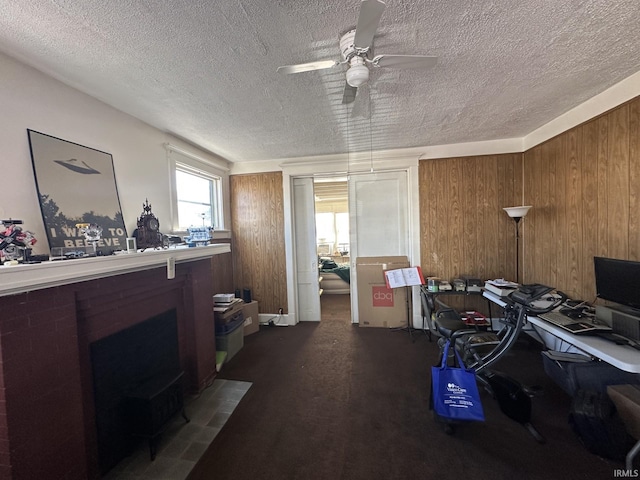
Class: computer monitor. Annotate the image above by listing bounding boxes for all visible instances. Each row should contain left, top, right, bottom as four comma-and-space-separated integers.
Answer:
594, 256, 640, 311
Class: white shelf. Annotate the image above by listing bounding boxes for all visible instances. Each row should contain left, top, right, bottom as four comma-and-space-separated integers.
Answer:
0, 244, 230, 297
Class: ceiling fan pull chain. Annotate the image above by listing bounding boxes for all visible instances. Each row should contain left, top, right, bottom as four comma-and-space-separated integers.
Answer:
346, 101, 351, 177
369, 87, 374, 173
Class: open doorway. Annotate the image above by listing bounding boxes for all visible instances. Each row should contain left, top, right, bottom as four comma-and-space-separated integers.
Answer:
314, 178, 351, 321
291, 170, 412, 324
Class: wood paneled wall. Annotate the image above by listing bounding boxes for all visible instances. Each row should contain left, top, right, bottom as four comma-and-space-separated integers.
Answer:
420, 154, 523, 279
229, 98, 639, 315
419, 97, 640, 307
419, 154, 523, 313
523, 97, 640, 301
230, 172, 288, 313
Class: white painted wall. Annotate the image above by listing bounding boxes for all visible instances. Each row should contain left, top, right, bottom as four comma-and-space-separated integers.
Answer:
1, 51, 230, 256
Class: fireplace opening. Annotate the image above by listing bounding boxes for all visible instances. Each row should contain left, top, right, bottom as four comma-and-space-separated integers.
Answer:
90, 308, 185, 475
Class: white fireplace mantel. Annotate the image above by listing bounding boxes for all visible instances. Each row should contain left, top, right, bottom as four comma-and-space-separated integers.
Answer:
0, 244, 230, 297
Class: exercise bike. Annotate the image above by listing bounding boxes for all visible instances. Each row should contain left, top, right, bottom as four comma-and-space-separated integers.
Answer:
426, 284, 565, 443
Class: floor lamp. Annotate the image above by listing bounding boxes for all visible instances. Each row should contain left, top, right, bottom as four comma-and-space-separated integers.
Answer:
503, 206, 532, 283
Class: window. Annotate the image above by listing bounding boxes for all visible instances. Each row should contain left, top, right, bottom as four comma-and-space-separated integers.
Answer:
335, 212, 349, 246
167, 144, 228, 233
175, 165, 221, 230
315, 213, 336, 245
315, 212, 349, 256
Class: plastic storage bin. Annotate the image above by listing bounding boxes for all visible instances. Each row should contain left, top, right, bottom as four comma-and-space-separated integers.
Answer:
215, 310, 244, 334
215, 320, 244, 363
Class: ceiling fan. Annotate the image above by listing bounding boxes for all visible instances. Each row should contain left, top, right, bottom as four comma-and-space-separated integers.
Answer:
277, 0, 437, 104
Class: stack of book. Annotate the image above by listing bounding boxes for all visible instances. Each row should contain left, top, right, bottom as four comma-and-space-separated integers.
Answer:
213, 295, 245, 335
484, 279, 519, 297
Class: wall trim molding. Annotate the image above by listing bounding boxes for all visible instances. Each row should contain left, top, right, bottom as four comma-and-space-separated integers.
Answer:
164, 142, 231, 172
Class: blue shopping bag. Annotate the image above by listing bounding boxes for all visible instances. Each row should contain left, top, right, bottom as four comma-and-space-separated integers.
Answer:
431, 340, 485, 422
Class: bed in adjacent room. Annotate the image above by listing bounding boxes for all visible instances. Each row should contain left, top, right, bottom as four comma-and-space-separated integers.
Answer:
319, 259, 350, 294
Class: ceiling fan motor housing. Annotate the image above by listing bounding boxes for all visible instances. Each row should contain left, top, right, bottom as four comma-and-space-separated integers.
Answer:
340, 29, 370, 61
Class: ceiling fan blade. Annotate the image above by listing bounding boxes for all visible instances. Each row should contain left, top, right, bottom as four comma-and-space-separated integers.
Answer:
353, 0, 386, 50
342, 82, 358, 104
277, 60, 340, 74
372, 54, 437, 69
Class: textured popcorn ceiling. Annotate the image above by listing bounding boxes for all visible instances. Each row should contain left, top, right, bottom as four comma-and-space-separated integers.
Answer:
0, 1, 639, 163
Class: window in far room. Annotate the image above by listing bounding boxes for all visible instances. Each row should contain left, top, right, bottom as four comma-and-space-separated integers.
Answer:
315, 212, 349, 255
313, 179, 349, 262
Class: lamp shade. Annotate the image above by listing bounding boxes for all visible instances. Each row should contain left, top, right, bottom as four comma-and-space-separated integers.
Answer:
346, 63, 369, 87
503, 206, 532, 218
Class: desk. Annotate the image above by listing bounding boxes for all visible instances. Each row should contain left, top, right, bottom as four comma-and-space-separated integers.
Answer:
424, 289, 492, 320
424, 289, 486, 305
484, 291, 640, 373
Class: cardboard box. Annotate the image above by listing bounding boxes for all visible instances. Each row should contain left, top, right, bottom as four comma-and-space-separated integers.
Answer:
356, 256, 410, 328
242, 300, 259, 336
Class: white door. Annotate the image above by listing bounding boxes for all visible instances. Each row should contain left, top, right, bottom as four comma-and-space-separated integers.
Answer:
293, 177, 321, 321
349, 170, 409, 323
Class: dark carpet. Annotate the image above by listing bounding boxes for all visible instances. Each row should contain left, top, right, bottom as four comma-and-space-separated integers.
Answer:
188, 295, 621, 480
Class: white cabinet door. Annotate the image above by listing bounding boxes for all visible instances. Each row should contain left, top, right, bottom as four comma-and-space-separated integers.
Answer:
349, 170, 409, 323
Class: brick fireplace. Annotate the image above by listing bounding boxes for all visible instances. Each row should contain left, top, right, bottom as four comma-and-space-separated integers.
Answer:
0, 253, 221, 479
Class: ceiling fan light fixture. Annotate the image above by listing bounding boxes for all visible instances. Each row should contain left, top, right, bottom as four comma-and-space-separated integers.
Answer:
276, 0, 439, 97
346, 61, 369, 87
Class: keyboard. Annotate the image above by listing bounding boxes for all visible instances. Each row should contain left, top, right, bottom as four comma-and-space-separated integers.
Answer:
538, 310, 612, 334
538, 311, 577, 326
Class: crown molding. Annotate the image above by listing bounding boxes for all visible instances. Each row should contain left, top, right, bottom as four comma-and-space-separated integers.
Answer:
228, 71, 640, 174
523, 70, 640, 150
164, 142, 230, 172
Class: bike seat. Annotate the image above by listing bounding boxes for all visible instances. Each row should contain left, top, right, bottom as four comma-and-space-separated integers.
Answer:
433, 317, 470, 339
